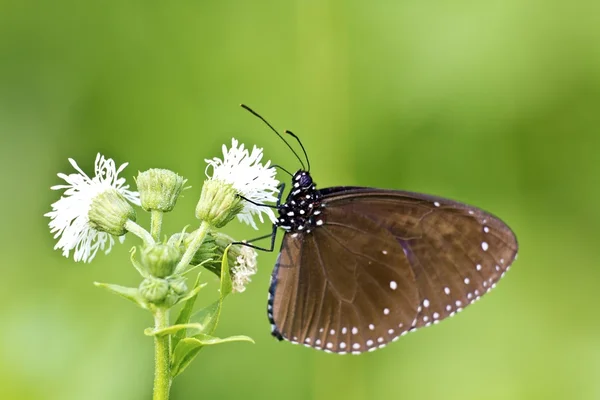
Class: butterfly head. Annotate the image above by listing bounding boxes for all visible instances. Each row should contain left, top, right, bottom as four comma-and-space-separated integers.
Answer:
277, 170, 323, 233
293, 170, 314, 190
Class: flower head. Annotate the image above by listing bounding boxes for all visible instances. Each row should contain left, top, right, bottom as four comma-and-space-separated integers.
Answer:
197, 138, 279, 229
45, 154, 140, 263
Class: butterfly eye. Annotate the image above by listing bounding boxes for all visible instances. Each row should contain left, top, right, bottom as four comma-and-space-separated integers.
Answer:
299, 174, 312, 188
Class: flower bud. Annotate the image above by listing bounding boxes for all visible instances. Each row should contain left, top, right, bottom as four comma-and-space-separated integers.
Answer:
139, 277, 169, 303
195, 179, 244, 228
141, 244, 181, 278
163, 289, 180, 308
88, 188, 136, 236
168, 276, 188, 296
137, 169, 186, 212
201, 232, 257, 292
180, 231, 218, 266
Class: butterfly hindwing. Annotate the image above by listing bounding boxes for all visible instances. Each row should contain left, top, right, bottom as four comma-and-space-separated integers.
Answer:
269, 204, 420, 353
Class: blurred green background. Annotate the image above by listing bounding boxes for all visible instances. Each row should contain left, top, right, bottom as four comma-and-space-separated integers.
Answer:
1, 0, 599, 399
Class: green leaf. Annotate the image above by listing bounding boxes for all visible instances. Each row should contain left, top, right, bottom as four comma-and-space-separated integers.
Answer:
93, 282, 148, 309
129, 246, 149, 278
171, 334, 254, 378
193, 333, 254, 345
188, 245, 233, 335
219, 245, 233, 298
145, 323, 204, 337
191, 300, 220, 335
174, 282, 206, 305
172, 273, 203, 351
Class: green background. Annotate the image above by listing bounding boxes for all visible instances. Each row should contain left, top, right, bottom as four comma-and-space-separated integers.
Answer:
2, 1, 599, 399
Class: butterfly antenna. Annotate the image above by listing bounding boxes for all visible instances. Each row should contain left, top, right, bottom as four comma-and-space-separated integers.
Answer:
271, 164, 294, 177
240, 104, 306, 170
284, 130, 310, 172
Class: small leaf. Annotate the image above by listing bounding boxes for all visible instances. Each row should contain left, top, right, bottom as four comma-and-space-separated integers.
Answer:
181, 257, 214, 277
129, 246, 149, 278
191, 300, 220, 335
145, 323, 204, 337
219, 245, 233, 298
192, 333, 254, 345
94, 282, 148, 309
189, 246, 233, 335
172, 273, 203, 351
174, 282, 206, 306
171, 334, 254, 378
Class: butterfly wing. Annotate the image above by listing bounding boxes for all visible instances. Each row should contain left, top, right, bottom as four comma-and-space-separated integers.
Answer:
269, 187, 518, 353
319, 187, 518, 330
268, 204, 420, 354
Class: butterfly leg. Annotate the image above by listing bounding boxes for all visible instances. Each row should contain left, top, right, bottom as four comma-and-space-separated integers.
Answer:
232, 183, 286, 252
237, 195, 279, 209
233, 224, 279, 252
237, 182, 285, 210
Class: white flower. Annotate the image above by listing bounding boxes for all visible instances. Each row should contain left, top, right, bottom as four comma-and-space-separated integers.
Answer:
45, 154, 140, 263
205, 138, 279, 229
230, 246, 258, 293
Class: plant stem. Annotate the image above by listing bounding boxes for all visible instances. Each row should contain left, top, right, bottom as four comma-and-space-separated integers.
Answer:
150, 210, 163, 241
125, 219, 155, 246
153, 308, 171, 400
174, 221, 210, 274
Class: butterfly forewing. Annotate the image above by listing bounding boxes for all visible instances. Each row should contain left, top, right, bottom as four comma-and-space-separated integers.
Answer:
321, 188, 518, 330
269, 206, 419, 353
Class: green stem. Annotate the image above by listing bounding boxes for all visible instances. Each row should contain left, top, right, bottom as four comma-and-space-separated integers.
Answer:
153, 308, 171, 400
150, 210, 163, 241
125, 219, 155, 246
174, 221, 210, 274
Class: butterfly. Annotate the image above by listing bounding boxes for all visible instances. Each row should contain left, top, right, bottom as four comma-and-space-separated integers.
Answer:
241, 105, 519, 354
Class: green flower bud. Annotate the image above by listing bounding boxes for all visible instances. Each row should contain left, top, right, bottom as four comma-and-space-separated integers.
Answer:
139, 277, 169, 303
181, 231, 218, 266
195, 179, 244, 228
163, 289, 180, 308
168, 276, 188, 296
141, 244, 182, 278
88, 188, 136, 236
200, 232, 257, 293
137, 169, 187, 212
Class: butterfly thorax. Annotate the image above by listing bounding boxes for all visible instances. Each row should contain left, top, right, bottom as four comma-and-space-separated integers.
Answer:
276, 170, 324, 233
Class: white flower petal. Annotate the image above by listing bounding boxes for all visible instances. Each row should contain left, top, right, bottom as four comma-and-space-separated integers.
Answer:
231, 246, 258, 293
46, 154, 140, 263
